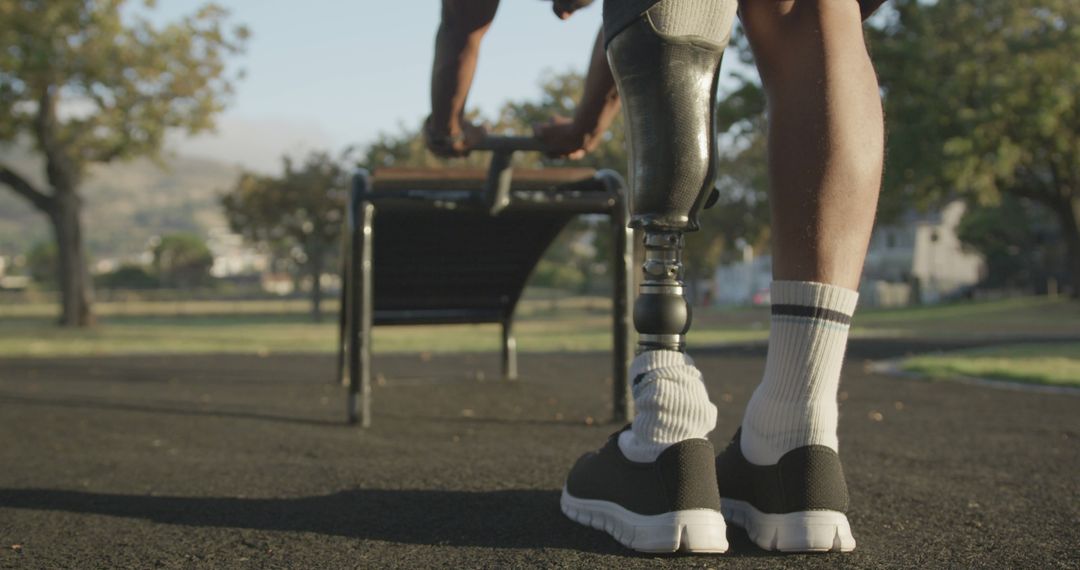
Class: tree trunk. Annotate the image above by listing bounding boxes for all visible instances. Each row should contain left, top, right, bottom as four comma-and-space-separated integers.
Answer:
1061, 197, 1080, 300
309, 252, 324, 323
50, 189, 95, 326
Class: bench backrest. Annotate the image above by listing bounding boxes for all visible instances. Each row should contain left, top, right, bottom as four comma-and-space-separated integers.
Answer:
356, 168, 614, 325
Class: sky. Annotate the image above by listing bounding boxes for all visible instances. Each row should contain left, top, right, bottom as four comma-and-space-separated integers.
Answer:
153, 1, 609, 173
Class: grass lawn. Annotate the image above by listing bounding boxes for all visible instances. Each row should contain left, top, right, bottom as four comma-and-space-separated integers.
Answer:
855, 295, 1080, 336
899, 342, 1080, 388
0, 295, 1076, 358
0, 311, 766, 358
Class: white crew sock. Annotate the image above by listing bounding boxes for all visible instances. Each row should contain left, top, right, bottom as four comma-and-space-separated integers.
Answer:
740, 281, 860, 466
618, 350, 717, 463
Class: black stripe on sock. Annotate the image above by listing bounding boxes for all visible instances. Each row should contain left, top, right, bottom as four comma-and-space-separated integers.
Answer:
771, 304, 852, 326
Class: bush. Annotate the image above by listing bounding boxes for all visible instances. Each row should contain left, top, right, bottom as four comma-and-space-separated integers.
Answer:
25, 241, 57, 286
96, 264, 160, 290
530, 260, 586, 291
153, 233, 214, 289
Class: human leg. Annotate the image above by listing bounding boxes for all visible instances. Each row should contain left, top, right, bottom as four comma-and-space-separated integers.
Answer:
560, 0, 738, 553
715, 0, 884, 552
745, 0, 883, 292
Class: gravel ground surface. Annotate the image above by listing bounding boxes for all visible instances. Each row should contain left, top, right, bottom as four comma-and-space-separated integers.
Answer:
1, 339, 1077, 568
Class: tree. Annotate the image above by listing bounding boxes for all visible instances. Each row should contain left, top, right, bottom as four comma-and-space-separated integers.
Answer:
152, 233, 213, 289
221, 151, 346, 322
700, 52, 774, 290
869, 0, 1080, 296
956, 197, 1064, 292
0, 0, 247, 325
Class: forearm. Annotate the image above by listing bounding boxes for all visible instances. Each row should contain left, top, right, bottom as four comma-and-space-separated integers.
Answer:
573, 28, 620, 139
430, 0, 498, 134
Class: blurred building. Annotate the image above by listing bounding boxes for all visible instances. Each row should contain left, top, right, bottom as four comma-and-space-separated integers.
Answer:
713, 244, 772, 306
0, 255, 30, 291
205, 227, 269, 278
862, 200, 985, 305
260, 272, 295, 295
713, 200, 986, 307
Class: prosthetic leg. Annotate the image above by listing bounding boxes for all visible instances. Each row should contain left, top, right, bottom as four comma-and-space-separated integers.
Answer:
559, 2, 741, 553
606, 1, 736, 355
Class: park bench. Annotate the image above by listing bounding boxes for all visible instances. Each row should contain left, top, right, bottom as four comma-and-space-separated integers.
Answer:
336, 137, 634, 427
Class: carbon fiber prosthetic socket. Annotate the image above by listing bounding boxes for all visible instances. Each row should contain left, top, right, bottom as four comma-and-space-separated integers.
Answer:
607, 0, 736, 352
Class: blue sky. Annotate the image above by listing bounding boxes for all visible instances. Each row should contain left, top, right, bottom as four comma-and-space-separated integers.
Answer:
155, 1, 608, 172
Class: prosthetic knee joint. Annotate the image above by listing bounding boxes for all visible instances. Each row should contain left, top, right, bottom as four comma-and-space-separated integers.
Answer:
606, 0, 737, 353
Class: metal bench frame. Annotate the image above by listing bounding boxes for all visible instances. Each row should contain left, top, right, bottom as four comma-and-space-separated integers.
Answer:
336, 167, 634, 427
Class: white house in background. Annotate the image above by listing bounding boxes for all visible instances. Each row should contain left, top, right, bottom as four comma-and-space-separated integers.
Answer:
861, 200, 985, 305
713, 200, 986, 307
205, 227, 269, 278
713, 243, 772, 306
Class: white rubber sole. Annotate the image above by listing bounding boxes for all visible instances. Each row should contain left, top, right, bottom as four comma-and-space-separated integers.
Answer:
560, 487, 728, 553
721, 498, 856, 553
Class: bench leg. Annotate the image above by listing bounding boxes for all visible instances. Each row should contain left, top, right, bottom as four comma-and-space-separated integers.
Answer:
346, 208, 360, 424
336, 238, 350, 387
348, 202, 375, 427
502, 317, 518, 381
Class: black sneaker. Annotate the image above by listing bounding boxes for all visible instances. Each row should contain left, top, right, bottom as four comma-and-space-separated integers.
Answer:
561, 427, 728, 553
714, 429, 856, 552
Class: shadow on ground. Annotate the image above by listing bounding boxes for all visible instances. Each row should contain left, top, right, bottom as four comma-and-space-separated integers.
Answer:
0, 487, 772, 557
0, 392, 340, 427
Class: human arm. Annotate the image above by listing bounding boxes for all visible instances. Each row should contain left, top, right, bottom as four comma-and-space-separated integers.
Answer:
534, 27, 621, 159
426, 0, 499, 157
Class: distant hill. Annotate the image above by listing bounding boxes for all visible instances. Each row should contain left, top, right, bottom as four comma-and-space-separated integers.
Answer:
0, 144, 243, 261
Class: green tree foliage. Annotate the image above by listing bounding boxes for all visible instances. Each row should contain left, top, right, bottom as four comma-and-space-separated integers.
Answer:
531, 259, 587, 291
712, 5, 1080, 297
869, 0, 1080, 296
221, 151, 346, 322
956, 197, 1064, 291
95, 263, 159, 290
152, 233, 213, 289
0, 0, 247, 325
708, 30, 772, 262
694, 40, 773, 289
498, 71, 628, 173
25, 241, 57, 286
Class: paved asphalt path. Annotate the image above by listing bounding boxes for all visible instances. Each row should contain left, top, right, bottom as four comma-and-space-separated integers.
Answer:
0, 339, 1077, 568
